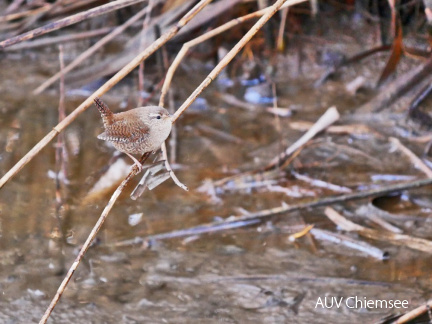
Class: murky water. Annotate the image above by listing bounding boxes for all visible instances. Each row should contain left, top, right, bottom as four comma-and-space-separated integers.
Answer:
1, 12, 432, 324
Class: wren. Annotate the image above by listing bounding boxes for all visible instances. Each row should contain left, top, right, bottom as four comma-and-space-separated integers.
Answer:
94, 97, 172, 171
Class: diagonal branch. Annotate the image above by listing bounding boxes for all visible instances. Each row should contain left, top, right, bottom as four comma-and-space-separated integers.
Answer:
38, 1, 214, 322
171, 0, 293, 122
0, 0, 213, 190
34, 3, 160, 94
0, 0, 146, 49
159, 0, 306, 107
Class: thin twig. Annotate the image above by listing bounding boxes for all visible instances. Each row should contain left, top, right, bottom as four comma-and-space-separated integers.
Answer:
210, 106, 340, 189
324, 207, 432, 253
167, 86, 178, 164
395, 300, 432, 324
162, 41, 178, 165
51, 45, 67, 278
389, 137, 432, 178
161, 142, 188, 191
5, 27, 112, 51
0, 0, 146, 49
57, 44, 69, 181
144, 273, 391, 287
0, 0, 212, 190
310, 228, 388, 260
267, 106, 340, 168
276, 7, 289, 51
137, 0, 155, 106
39, 154, 148, 324
48, 0, 101, 17
0, 4, 51, 22
11, 1, 64, 38
157, 7, 184, 189
4, 0, 26, 15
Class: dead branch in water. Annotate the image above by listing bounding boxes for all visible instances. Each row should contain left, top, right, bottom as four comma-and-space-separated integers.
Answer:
389, 137, 432, 178
115, 177, 432, 248
208, 106, 340, 190
324, 207, 432, 253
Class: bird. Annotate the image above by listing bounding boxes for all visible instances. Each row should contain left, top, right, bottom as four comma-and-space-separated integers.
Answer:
94, 97, 172, 172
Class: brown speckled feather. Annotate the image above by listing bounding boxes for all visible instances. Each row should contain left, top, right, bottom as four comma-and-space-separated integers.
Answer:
98, 116, 150, 144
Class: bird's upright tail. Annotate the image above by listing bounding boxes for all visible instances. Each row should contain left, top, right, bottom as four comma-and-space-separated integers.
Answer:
94, 97, 114, 126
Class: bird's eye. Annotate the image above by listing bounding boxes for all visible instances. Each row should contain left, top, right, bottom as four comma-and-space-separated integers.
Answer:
149, 113, 162, 120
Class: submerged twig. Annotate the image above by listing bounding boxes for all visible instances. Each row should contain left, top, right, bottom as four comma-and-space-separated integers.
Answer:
357, 56, 432, 113
267, 106, 340, 168
115, 217, 260, 246
324, 207, 432, 253
310, 228, 388, 260
144, 273, 391, 287
365, 212, 402, 234
56, 45, 68, 183
292, 171, 352, 193
389, 137, 432, 178
209, 106, 340, 191
50, 45, 67, 277
196, 124, 244, 144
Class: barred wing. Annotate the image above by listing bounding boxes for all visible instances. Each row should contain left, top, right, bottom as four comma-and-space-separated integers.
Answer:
97, 118, 149, 143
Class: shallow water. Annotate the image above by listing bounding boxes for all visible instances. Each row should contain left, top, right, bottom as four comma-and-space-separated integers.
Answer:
1, 12, 432, 324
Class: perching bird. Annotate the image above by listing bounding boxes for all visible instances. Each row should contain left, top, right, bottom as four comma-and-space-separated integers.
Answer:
94, 97, 172, 172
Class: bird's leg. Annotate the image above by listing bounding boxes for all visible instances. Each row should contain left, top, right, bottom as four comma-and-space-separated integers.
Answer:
125, 153, 143, 173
